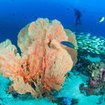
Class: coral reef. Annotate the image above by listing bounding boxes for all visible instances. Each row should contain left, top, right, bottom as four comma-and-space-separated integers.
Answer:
88, 62, 105, 89
79, 62, 105, 96
73, 32, 105, 76
0, 18, 77, 99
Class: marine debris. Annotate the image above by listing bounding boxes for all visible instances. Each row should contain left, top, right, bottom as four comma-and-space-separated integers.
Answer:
0, 18, 77, 99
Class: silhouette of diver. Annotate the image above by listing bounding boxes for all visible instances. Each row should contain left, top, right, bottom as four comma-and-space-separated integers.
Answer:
74, 8, 82, 25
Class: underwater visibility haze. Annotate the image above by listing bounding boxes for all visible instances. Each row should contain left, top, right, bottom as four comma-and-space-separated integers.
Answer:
0, 0, 105, 105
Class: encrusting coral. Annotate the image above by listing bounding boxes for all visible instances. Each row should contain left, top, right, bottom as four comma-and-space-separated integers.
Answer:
0, 18, 77, 99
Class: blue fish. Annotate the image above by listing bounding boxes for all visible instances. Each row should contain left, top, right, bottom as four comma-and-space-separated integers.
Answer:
60, 41, 77, 50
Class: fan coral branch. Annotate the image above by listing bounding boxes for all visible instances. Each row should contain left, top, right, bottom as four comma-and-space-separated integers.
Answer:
0, 18, 77, 99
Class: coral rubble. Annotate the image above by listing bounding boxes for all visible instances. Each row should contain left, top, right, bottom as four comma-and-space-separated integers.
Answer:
0, 18, 77, 99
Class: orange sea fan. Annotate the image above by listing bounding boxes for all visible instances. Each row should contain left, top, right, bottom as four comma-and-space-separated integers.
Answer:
0, 18, 77, 99
0, 41, 45, 98
0, 48, 21, 79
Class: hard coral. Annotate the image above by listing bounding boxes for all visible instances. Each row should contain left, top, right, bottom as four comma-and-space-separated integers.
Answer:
80, 62, 105, 96
0, 18, 77, 99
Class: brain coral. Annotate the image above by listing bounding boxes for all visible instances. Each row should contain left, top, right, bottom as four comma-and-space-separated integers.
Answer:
0, 18, 77, 99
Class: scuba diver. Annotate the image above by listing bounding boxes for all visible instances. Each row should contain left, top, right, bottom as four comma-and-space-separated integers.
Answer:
74, 8, 82, 25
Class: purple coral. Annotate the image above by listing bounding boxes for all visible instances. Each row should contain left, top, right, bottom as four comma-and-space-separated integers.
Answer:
89, 78, 99, 88
80, 62, 105, 96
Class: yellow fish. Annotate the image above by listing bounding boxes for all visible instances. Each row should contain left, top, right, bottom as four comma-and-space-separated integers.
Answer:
98, 17, 104, 23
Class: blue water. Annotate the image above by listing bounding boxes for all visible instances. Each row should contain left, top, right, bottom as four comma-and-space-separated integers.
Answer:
0, 0, 105, 45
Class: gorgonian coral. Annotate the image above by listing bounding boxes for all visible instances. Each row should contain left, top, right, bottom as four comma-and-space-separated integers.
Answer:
0, 18, 77, 99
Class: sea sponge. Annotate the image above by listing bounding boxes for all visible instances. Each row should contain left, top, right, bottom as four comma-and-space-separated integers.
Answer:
0, 18, 77, 98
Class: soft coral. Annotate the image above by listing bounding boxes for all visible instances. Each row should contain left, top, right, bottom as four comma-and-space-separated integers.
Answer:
0, 18, 77, 99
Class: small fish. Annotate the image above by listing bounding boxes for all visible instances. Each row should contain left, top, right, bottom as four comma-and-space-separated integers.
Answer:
60, 41, 77, 50
98, 17, 104, 23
